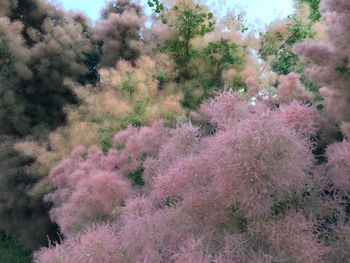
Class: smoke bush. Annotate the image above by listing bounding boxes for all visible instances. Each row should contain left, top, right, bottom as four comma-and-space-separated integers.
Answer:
199, 91, 251, 129
34, 224, 121, 263
0, 18, 32, 135
153, 112, 313, 221
35, 91, 331, 262
341, 122, 350, 139
0, 0, 96, 249
7, 0, 350, 260
15, 53, 184, 198
45, 146, 132, 236
324, 140, 350, 196
294, 0, 350, 122
276, 72, 314, 104
0, 136, 57, 250
113, 122, 168, 175
94, 0, 145, 67
266, 213, 326, 262
277, 101, 320, 139
0, 0, 92, 135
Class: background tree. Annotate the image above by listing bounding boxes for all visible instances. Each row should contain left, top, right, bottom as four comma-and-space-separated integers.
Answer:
147, 0, 255, 110
94, 0, 145, 67
0, 0, 94, 252
258, 0, 321, 98
148, 0, 215, 64
301, 0, 321, 21
202, 38, 245, 79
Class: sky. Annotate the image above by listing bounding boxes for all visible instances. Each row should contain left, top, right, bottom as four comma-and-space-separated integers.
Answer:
57, 0, 295, 27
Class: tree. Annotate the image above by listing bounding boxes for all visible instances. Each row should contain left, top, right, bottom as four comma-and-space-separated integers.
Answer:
301, 0, 321, 21
258, 1, 321, 99
0, 0, 93, 250
148, 0, 215, 64
94, 0, 145, 67
203, 38, 244, 77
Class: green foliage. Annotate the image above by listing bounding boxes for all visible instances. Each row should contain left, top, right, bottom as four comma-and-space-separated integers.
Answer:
258, 9, 322, 99
147, 0, 164, 14
181, 78, 218, 110
122, 114, 142, 128
301, 0, 321, 21
148, 1, 248, 113
179, 37, 246, 109
155, 71, 167, 89
181, 87, 202, 110
259, 18, 314, 72
149, 1, 215, 64
98, 127, 116, 153
133, 99, 149, 115
121, 72, 137, 100
270, 50, 300, 75
0, 233, 30, 263
231, 75, 247, 92
203, 38, 243, 75
78, 45, 102, 85
200, 77, 219, 98
172, 4, 215, 38
97, 101, 149, 151
119, 100, 149, 128
336, 58, 350, 79
127, 166, 145, 186
302, 78, 322, 101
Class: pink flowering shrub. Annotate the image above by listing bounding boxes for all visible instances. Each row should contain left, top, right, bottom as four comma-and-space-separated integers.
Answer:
294, 0, 350, 122
265, 213, 326, 263
199, 91, 250, 129
324, 140, 350, 195
45, 122, 171, 237
277, 101, 320, 139
340, 122, 350, 139
326, 225, 350, 262
153, 113, 313, 221
113, 121, 168, 175
36, 91, 350, 262
28, 0, 350, 260
45, 146, 132, 236
276, 72, 314, 104
34, 224, 121, 263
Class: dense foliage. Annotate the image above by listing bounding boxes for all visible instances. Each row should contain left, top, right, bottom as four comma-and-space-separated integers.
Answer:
2, 0, 350, 262
294, 0, 350, 123
0, 0, 89, 249
0, 232, 30, 263
258, 0, 322, 99
34, 88, 349, 262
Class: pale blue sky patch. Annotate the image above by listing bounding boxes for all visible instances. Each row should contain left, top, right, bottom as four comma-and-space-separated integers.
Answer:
57, 0, 295, 27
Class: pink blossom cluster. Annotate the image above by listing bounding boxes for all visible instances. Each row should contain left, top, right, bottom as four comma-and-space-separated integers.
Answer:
45, 146, 132, 236
34, 91, 342, 262
113, 122, 168, 175
276, 72, 314, 104
325, 139, 350, 195
294, 0, 350, 122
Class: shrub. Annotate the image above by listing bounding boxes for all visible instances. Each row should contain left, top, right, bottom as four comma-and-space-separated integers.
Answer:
294, 0, 350, 122
35, 91, 333, 262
